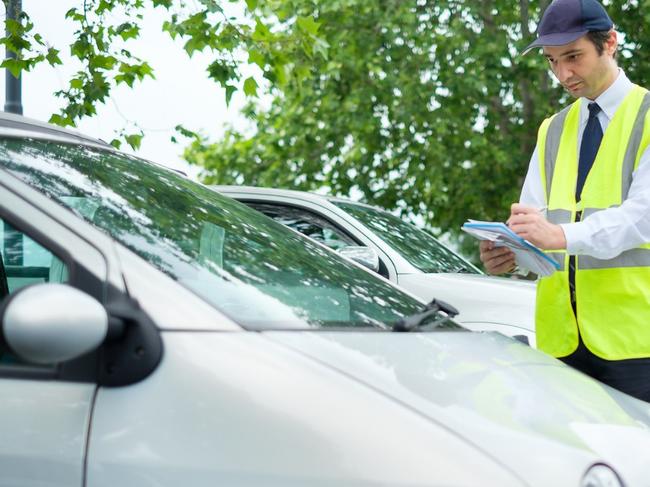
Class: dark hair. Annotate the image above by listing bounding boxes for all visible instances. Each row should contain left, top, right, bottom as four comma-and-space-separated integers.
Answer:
586, 30, 618, 60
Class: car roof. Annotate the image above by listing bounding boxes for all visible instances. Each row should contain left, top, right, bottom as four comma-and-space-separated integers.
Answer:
0, 111, 113, 149
211, 185, 383, 212
0, 112, 190, 176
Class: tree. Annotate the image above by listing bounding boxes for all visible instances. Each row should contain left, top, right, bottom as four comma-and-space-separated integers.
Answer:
185, 0, 650, 257
0, 0, 326, 148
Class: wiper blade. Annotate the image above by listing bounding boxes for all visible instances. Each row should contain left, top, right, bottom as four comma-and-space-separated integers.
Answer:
392, 299, 459, 332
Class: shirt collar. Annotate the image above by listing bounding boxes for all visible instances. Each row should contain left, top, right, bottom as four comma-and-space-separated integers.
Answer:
582, 69, 632, 122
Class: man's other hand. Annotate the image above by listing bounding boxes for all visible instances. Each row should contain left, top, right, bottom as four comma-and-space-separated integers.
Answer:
508, 203, 566, 250
479, 240, 516, 275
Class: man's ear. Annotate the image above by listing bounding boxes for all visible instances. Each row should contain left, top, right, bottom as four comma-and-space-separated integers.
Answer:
606, 30, 618, 56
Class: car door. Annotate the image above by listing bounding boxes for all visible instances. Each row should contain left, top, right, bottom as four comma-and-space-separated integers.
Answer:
0, 179, 114, 487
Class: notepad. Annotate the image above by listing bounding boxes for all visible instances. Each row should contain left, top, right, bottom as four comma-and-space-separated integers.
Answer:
461, 220, 560, 277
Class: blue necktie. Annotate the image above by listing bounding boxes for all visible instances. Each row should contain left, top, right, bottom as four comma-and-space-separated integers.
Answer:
576, 102, 603, 200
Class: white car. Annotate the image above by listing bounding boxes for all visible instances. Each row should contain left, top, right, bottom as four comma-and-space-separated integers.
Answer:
2, 113, 650, 487
213, 186, 537, 344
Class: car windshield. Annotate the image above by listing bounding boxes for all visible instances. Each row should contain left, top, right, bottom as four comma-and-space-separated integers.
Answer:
0, 138, 449, 331
331, 201, 480, 274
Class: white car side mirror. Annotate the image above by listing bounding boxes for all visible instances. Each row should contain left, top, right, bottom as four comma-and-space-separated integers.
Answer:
337, 246, 380, 273
2, 283, 108, 364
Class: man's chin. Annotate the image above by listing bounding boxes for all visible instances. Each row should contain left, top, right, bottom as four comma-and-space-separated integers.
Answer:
564, 85, 586, 98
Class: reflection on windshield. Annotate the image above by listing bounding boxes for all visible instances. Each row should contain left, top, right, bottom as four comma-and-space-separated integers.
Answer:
332, 201, 480, 274
1, 139, 429, 330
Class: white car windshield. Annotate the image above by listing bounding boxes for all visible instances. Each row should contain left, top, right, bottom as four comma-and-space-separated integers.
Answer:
332, 201, 480, 274
1, 138, 453, 331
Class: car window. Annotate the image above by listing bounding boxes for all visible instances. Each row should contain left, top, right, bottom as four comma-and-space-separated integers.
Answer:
0, 217, 69, 364
0, 138, 455, 332
332, 201, 481, 274
1, 219, 68, 294
246, 202, 357, 250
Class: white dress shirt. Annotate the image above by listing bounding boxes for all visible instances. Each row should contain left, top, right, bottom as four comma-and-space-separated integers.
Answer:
520, 69, 650, 259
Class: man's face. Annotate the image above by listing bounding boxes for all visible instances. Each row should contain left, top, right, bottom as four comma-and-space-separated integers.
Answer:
543, 33, 617, 100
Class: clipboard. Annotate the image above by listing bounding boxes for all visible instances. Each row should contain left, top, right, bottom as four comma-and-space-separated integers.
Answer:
462, 220, 560, 276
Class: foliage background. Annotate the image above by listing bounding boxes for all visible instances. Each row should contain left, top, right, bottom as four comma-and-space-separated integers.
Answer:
185, 0, 649, 258
1, 0, 327, 149
4, 0, 649, 260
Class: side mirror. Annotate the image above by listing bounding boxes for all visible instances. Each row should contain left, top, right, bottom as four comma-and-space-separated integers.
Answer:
1, 283, 108, 364
513, 334, 530, 346
337, 246, 380, 273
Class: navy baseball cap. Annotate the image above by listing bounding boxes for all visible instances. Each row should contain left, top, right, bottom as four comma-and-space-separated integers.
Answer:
522, 0, 613, 55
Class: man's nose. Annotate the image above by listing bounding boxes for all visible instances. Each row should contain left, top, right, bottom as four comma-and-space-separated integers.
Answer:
555, 62, 573, 83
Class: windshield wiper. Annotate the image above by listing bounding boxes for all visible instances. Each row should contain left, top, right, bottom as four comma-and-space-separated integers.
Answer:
392, 299, 459, 332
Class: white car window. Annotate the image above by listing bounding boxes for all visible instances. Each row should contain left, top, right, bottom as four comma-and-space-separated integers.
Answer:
333, 201, 481, 274
248, 202, 357, 250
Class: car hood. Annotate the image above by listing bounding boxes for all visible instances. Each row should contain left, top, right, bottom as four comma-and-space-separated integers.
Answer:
398, 272, 536, 332
265, 330, 650, 486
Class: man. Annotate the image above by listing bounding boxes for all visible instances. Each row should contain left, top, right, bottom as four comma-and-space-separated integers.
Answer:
480, 0, 650, 402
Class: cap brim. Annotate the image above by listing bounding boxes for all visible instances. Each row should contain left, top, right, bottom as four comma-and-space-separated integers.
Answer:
520, 30, 589, 56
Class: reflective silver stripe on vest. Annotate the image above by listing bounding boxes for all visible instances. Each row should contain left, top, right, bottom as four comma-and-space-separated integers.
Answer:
542, 209, 570, 271
621, 92, 650, 200
547, 208, 572, 224
544, 106, 572, 201
582, 206, 618, 219
580, 248, 650, 269
547, 252, 566, 271
578, 206, 650, 269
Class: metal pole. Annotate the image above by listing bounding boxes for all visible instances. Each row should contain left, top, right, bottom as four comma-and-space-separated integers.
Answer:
3, 1, 23, 265
4, 0, 22, 115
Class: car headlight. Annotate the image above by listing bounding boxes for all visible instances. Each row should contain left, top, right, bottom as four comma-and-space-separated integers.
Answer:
581, 464, 624, 487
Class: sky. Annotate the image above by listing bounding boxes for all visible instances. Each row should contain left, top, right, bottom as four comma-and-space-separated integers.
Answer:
0, 1, 254, 178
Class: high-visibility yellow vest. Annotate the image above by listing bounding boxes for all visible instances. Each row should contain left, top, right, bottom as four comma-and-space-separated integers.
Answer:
535, 84, 650, 360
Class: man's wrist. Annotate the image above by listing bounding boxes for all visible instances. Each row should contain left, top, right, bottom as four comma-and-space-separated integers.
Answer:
551, 223, 567, 250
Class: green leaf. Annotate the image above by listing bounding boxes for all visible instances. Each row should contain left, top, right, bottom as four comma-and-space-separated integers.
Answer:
248, 49, 265, 68
48, 113, 74, 127
175, 124, 201, 139
225, 84, 237, 106
116, 23, 140, 41
70, 78, 84, 89
90, 54, 117, 70
1, 58, 24, 78
109, 138, 122, 149
125, 133, 144, 150
5, 19, 23, 36
296, 16, 320, 36
207, 60, 235, 85
45, 47, 62, 66
71, 37, 93, 59
252, 19, 271, 42
311, 36, 329, 60
243, 76, 258, 97
245, 0, 258, 11
273, 62, 288, 87
65, 8, 85, 22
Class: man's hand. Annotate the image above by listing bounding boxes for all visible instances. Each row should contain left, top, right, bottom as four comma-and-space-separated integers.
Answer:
508, 203, 566, 250
479, 240, 516, 275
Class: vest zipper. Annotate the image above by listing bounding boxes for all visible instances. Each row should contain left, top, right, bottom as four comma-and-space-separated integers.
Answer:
568, 210, 582, 320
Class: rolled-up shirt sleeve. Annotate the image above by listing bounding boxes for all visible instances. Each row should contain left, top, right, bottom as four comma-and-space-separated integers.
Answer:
560, 145, 650, 258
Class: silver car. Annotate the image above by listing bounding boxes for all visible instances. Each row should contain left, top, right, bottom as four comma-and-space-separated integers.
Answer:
1, 113, 649, 487
213, 186, 537, 344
